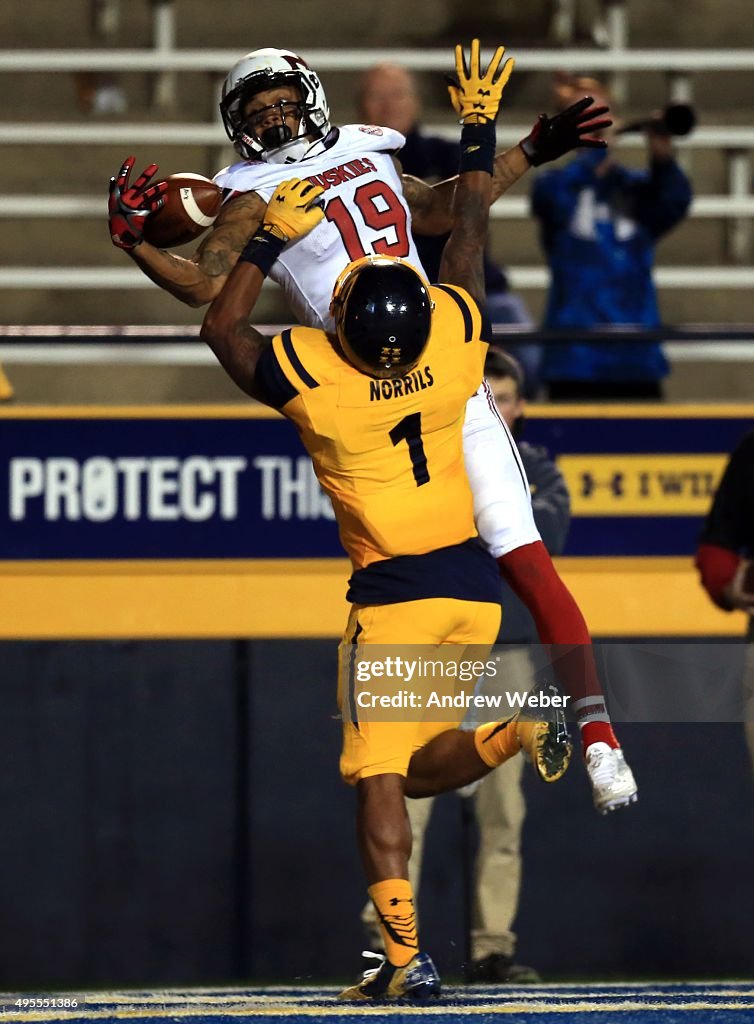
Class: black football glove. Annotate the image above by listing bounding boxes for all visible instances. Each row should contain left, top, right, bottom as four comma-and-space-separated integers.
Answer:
519, 97, 612, 167
108, 156, 167, 250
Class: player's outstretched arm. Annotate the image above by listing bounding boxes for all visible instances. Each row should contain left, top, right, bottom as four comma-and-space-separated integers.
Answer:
401, 145, 526, 232
200, 178, 324, 401
403, 94, 611, 231
437, 40, 510, 303
108, 157, 267, 307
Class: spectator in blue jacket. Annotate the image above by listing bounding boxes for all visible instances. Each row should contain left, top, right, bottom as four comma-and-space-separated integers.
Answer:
531, 74, 692, 400
357, 62, 541, 396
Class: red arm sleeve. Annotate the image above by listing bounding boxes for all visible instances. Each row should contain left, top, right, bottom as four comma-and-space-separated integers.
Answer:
695, 543, 740, 611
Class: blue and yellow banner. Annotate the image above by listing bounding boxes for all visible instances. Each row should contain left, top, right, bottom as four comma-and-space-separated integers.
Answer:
523, 406, 753, 556
0, 404, 751, 638
0, 407, 335, 560
2, 405, 751, 560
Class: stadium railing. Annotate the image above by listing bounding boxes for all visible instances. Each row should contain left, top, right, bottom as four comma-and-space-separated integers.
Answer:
1, 267, 752, 292
1, 324, 752, 366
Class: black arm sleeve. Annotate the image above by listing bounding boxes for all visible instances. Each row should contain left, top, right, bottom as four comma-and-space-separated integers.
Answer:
699, 430, 754, 555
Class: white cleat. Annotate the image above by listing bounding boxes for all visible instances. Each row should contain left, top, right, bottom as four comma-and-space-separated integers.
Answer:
585, 742, 638, 814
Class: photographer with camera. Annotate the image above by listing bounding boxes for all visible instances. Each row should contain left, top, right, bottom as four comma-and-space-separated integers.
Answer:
531, 73, 693, 401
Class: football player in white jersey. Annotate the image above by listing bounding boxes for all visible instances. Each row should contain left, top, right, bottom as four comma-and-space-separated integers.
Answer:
108, 45, 637, 814
214, 119, 423, 331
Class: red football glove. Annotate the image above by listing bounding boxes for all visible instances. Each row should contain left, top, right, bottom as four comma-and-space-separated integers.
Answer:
108, 156, 167, 250
519, 96, 612, 167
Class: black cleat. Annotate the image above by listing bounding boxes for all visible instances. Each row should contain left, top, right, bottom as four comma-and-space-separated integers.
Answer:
339, 950, 441, 1002
516, 708, 572, 782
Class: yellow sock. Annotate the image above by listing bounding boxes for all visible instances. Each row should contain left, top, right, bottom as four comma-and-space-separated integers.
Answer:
0, 363, 13, 401
368, 878, 418, 967
474, 717, 521, 768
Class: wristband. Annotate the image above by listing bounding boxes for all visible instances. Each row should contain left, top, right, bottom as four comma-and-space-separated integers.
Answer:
238, 227, 286, 276
459, 122, 496, 175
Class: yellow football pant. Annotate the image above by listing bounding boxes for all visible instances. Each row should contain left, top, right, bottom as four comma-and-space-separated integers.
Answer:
338, 597, 501, 784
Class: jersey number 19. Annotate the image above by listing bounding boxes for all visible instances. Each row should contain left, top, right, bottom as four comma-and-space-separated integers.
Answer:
324, 181, 410, 262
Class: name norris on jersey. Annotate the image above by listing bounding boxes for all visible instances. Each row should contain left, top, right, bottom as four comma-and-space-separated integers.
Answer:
306, 157, 377, 191
369, 366, 434, 401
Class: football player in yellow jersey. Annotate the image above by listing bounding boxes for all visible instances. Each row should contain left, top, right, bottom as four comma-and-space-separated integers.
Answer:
201, 40, 571, 1002
257, 260, 490, 570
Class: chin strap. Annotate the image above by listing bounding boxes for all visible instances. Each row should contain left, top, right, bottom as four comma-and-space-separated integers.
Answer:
258, 109, 315, 164
261, 136, 316, 164
259, 122, 293, 150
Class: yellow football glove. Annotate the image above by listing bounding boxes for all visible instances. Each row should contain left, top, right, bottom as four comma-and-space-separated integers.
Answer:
446, 38, 514, 124
263, 178, 325, 242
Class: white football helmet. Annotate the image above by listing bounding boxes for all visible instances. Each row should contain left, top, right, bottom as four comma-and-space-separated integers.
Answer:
220, 47, 331, 164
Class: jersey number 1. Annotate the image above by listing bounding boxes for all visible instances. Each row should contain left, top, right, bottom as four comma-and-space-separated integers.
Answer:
390, 412, 429, 487
324, 181, 410, 261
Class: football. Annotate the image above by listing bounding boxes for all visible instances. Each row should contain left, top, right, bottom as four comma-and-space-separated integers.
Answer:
143, 172, 222, 248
